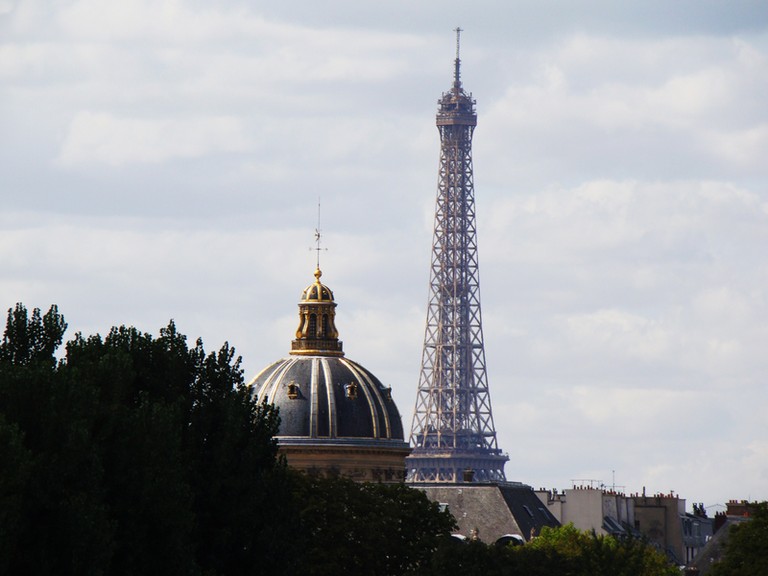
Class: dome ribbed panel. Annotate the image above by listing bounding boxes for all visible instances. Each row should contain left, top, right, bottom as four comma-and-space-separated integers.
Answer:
317, 358, 333, 438
340, 358, 382, 438
251, 358, 309, 437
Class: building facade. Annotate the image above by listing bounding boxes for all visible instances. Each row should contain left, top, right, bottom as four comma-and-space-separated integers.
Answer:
633, 493, 713, 566
536, 485, 637, 538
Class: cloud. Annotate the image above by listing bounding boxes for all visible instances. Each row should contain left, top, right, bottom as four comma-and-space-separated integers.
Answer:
0, 0, 14, 15
563, 309, 672, 362
478, 33, 768, 187
479, 178, 768, 387
706, 123, 768, 168
482, 179, 766, 267
56, 112, 252, 166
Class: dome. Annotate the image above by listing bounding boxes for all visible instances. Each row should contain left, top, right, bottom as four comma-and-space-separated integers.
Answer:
250, 355, 404, 441
248, 266, 410, 481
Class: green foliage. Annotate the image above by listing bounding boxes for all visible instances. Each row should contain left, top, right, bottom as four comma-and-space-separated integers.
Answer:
526, 524, 678, 576
428, 538, 523, 576
290, 474, 456, 576
710, 502, 768, 576
0, 304, 286, 576
0, 415, 31, 574
426, 524, 678, 576
0, 303, 66, 367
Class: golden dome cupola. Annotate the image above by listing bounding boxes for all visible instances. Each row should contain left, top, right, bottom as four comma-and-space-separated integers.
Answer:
291, 267, 343, 356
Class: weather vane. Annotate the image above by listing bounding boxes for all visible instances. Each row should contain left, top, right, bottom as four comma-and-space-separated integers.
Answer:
311, 198, 327, 269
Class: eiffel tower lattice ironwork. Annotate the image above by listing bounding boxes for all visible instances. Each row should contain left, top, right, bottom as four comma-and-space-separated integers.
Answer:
406, 29, 508, 483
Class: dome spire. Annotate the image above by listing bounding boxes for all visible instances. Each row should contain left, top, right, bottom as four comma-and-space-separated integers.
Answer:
291, 220, 343, 356
312, 198, 327, 272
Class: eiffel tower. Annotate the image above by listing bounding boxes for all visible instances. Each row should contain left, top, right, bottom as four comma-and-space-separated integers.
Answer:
406, 29, 508, 483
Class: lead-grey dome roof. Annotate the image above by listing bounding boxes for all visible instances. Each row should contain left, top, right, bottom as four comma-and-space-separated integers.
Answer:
250, 355, 404, 440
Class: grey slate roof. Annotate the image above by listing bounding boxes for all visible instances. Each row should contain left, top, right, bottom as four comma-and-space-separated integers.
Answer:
414, 482, 560, 543
690, 517, 750, 575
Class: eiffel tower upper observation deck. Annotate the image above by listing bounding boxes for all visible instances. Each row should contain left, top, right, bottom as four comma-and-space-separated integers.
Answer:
406, 30, 508, 483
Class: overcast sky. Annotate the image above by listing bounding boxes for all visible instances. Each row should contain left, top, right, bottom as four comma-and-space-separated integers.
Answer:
2, 0, 767, 510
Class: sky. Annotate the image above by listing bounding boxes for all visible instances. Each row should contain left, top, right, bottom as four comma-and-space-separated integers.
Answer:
2, 0, 767, 510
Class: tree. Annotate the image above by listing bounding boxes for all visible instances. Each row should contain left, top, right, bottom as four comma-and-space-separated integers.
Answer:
0, 304, 113, 575
428, 538, 524, 576
425, 523, 679, 576
0, 304, 288, 576
290, 474, 456, 576
0, 303, 66, 367
710, 502, 768, 576
527, 524, 679, 576
0, 415, 32, 574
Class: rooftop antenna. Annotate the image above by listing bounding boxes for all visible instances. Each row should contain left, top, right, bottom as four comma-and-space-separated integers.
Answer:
311, 198, 327, 270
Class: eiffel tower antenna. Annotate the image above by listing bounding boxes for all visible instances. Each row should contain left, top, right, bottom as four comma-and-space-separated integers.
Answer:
453, 26, 462, 88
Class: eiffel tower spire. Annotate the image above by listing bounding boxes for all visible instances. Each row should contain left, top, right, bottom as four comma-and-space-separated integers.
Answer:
406, 31, 508, 483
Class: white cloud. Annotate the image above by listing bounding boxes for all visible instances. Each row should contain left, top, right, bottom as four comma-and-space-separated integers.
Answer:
56, 111, 252, 166
705, 123, 768, 168
483, 179, 766, 268
564, 309, 672, 362
478, 32, 768, 188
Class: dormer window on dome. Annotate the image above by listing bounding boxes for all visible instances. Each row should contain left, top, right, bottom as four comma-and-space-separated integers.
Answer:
291, 267, 344, 356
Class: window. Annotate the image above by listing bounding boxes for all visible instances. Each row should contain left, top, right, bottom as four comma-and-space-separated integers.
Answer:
523, 505, 534, 518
